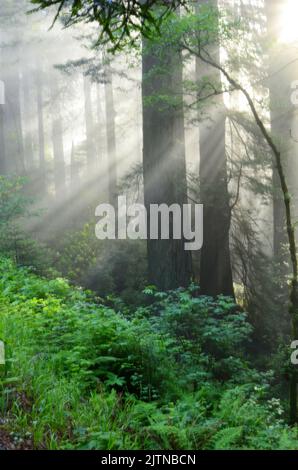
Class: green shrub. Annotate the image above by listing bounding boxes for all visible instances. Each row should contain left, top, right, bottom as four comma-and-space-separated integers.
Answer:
0, 259, 297, 450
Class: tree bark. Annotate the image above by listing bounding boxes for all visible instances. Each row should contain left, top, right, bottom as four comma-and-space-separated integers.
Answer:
196, 0, 234, 298
142, 22, 192, 290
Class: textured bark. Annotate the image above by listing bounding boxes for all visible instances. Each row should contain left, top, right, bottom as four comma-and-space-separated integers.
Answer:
142, 29, 192, 290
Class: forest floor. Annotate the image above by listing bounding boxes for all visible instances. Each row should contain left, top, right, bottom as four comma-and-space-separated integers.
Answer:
0, 428, 33, 450
1, 258, 298, 450
0, 417, 33, 450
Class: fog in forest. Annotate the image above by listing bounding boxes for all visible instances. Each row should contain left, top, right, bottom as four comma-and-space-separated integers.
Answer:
2, 0, 298, 450
1, 0, 298, 308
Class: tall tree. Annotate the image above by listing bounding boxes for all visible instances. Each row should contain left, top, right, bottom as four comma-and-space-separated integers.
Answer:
2, 45, 24, 174
22, 65, 34, 170
50, 74, 66, 199
196, 0, 234, 297
83, 75, 96, 168
96, 82, 104, 164
35, 66, 46, 194
104, 61, 117, 208
142, 11, 192, 290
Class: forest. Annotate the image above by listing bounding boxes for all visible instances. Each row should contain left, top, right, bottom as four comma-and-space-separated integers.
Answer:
1, 0, 298, 453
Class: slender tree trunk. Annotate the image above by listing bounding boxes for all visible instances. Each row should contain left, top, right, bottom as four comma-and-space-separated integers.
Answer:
83, 76, 96, 168
50, 76, 66, 199
142, 17, 192, 290
36, 67, 46, 193
104, 62, 117, 208
3, 45, 24, 174
96, 82, 103, 163
22, 67, 34, 170
196, 0, 234, 298
70, 141, 79, 187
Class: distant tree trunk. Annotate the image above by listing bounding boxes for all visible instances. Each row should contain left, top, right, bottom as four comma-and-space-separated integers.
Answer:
70, 141, 80, 188
196, 0, 234, 298
36, 67, 46, 193
50, 76, 66, 198
22, 67, 34, 170
104, 63, 117, 208
96, 82, 104, 163
142, 19, 192, 290
83, 76, 96, 168
3, 46, 24, 174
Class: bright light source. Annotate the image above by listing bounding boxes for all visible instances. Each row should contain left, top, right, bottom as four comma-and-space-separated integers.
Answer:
280, 0, 298, 43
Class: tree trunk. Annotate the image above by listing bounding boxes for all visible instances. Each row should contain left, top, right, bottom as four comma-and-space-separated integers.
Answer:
196, 0, 234, 298
3, 45, 24, 174
142, 21, 192, 290
96, 82, 104, 164
104, 63, 117, 208
22, 67, 34, 171
50, 76, 66, 199
83, 76, 96, 169
35, 67, 46, 194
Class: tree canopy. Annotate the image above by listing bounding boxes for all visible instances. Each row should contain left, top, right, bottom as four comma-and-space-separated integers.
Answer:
30, 0, 187, 49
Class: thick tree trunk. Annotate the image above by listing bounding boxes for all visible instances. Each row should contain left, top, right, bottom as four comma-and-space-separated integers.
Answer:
142, 28, 192, 290
196, 0, 234, 298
